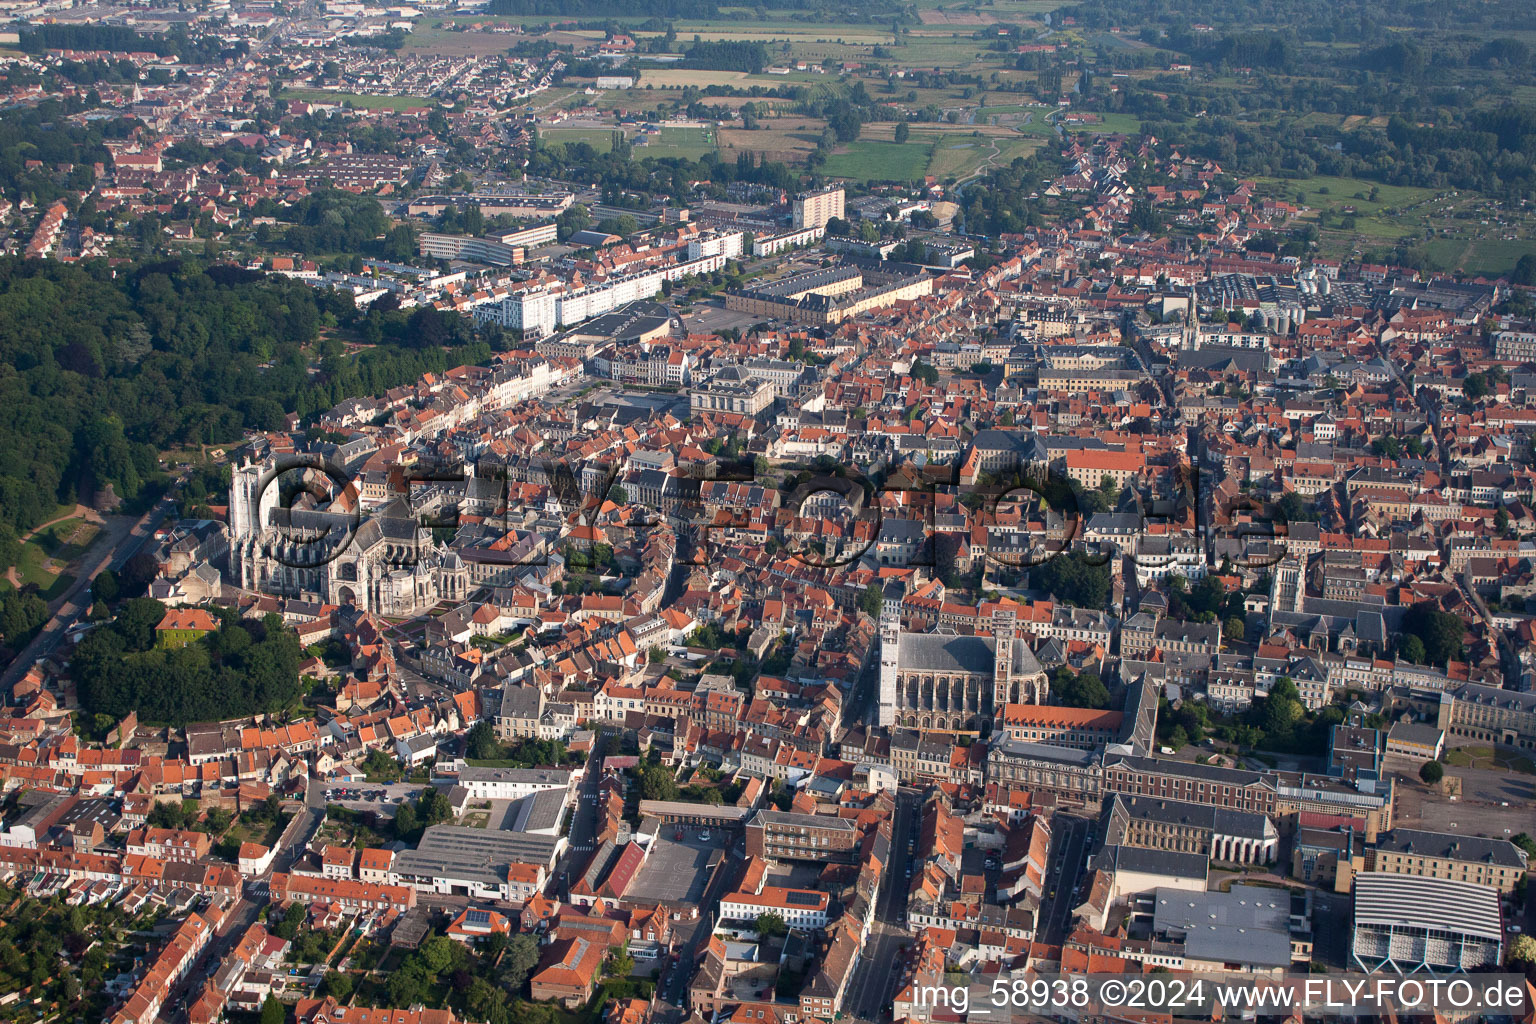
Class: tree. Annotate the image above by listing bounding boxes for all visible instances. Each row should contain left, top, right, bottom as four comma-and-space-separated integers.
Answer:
604, 946, 634, 978
859, 583, 884, 619
755, 911, 788, 937
1031, 552, 1110, 608
1402, 603, 1465, 665
1275, 491, 1318, 524
387, 964, 427, 1008
420, 935, 455, 974
635, 761, 678, 801
91, 570, 120, 604
465, 721, 504, 761
1258, 676, 1303, 738
1510, 934, 1536, 967
1224, 616, 1245, 642
1419, 760, 1444, 785
1400, 634, 1427, 664
324, 971, 354, 1001
116, 597, 167, 651
894, 121, 910, 144
1514, 254, 1536, 287
500, 934, 541, 993
260, 997, 286, 1024
1053, 667, 1111, 709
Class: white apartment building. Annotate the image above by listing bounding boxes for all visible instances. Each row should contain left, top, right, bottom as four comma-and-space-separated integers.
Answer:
719, 886, 830, 929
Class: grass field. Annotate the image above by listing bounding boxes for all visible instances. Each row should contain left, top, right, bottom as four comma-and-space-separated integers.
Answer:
717, 121, 826, 163
635, 124, 719, 160
1421, 236, 1536, 277
538, 126, 621, 153
926, 136, 1041, 178
1061, 112, 1142, 134
281, 89, 436, 111
638, 69, 752, 89
823, 139, 935, 182
12, 516, 98, 602
1258, 175, 1434, 208
1443, 745, 1536, 775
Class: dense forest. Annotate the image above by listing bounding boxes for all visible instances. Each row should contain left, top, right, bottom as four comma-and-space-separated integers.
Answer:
0, 257, 491, 551
682, 41, 769, 74
0, 104, 128, 207
72, 599, 305, 727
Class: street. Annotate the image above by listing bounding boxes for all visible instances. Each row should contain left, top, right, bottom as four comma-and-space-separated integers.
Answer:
550, 731, 608, 898
844, 786, 921, 1023
1035, 815, 1090, 945
651, 836, 747, 1023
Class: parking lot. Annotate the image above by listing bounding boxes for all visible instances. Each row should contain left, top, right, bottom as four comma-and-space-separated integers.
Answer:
323, 781, 424, 815
633, 830, 725, 905
1393, 765, 1536, 841
677, 300, 761, 336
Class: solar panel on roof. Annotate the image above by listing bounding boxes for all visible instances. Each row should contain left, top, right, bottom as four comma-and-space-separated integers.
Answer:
467, 909, 491, 926
785, 891, 820, 906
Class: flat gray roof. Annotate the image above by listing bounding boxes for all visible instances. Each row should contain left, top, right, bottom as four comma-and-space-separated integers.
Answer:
638, 801, 754, 823
1152, 884, 1293, 969
391, 824, 561, 885
747, 810, 857, 831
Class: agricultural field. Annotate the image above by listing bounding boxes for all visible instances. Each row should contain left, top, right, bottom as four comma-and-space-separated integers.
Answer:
407, 22, 601, 54
822, 139, 936, 183
1060, 112, 1142, 134
1255, 174, 1536, 270
637, 69, 754, 89
717, 122, 826, 164
926, 134, 1041, 179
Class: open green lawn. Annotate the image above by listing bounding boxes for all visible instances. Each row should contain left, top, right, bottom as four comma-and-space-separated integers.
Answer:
1265, 173, 1536, 273
823, 139, 936, 182
1443, 745, 1536, 775
1062, 112, 1142, 134
538, 126, 621, 153
12, 515, 98, 602
1255, 174, 1436, 213
282, 89, 436, 111
924, 135, 1040, 179
1423, 236, 1536, 277
635, 123, 719, 159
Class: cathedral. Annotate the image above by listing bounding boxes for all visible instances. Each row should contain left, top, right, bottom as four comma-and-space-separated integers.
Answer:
229, 458, 471, 617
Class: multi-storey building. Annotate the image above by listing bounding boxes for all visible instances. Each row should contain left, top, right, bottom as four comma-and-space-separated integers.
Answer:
744, 810, 861, 863
719, 887, 830, 929
1436, 683, 1536, 749
791, 187, 844, 230
999, 705, 1123, 751
1368, 828, 1527, 894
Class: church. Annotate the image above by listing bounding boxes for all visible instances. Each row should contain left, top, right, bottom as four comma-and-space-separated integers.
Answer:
229, 457, 471, 617
879, 598, 1049, 733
